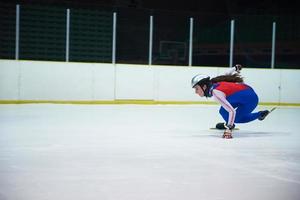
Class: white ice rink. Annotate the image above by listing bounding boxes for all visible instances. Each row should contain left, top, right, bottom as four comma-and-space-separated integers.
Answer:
0, 104, 300, 200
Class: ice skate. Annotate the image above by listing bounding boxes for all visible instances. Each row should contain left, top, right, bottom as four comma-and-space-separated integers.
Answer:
215, 122, 235, 130
258, 107, 276, 121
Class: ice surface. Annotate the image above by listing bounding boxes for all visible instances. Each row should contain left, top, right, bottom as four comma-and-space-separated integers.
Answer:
0, 104, 300, 200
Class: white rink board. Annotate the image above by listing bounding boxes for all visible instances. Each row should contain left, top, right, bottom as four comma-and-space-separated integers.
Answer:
0, 60, 20, 100
0, 60, 300, 104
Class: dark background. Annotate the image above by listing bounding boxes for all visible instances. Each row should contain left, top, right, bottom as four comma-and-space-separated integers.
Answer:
0, 0, 299, 68
1, 0, 297, 16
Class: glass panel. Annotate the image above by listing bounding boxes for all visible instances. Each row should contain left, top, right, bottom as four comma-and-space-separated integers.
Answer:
193, 14, 230, 67
275, 15, 300, 69
235, 15, 273, 68
116, 7, 149, 64
152, 11, 189, 66
19, 5, 66, 61
0, 3, 16, 59
70, 8, 112, 62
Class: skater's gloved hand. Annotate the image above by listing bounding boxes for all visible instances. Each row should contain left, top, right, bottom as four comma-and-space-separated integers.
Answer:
223, 129, 233, 139
223, 124, 234, 139
224, 124, 234, 130
234, 64, 242, 73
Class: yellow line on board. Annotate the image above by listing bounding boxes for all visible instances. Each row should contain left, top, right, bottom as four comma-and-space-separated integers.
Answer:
0, 100, 299, 106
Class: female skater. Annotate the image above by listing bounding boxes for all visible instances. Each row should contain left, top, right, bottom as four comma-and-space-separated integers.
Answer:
191, 65, 271, 139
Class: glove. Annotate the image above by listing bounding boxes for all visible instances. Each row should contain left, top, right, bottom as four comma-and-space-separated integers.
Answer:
224, 124, 234, 130
223, 129, 233, 139
234, 64, 242, 73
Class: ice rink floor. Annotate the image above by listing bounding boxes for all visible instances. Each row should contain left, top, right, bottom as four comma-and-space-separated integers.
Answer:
0, 104, 300, 200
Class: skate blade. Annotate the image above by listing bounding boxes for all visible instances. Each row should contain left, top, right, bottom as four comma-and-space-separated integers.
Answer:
210, 127, 239, 130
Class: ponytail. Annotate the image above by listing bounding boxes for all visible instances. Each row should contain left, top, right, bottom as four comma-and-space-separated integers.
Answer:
210, 73, 244, 83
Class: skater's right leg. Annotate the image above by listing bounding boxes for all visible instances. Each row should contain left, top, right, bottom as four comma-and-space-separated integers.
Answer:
225, 88, 260, 123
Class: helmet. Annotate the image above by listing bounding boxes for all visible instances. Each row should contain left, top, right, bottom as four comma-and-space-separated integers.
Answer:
191, 74, 210, 88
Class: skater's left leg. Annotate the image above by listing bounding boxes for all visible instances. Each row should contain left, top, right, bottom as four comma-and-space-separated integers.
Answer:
219, 106, 229, 122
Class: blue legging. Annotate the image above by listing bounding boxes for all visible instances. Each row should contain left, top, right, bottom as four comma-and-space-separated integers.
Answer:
219, 88, 261, 123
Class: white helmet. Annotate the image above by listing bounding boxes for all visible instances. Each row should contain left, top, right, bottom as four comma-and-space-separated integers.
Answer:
191, 74, 210, 88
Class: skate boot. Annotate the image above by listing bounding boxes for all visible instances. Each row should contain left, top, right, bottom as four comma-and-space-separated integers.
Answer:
215, 122, 235, 130
258, 110, 270, 120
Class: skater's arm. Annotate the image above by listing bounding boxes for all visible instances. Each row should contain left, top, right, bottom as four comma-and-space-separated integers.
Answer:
224, 64, 242, 75
224, 67, 237, 75
212, 89, 236, 127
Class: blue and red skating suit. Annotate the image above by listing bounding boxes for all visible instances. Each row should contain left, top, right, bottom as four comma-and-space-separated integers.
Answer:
210, 81, 260, 126
211, 81, 250, 96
